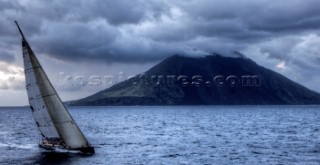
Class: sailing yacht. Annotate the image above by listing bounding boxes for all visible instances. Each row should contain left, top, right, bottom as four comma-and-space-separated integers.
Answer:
15, 21, 95, 154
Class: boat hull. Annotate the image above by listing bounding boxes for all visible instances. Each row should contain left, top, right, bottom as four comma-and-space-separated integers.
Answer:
76, 146, 95, 154
39, 144, 95, 154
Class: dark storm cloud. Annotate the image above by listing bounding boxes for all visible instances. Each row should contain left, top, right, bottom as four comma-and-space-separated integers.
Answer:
1, 0, 320, 104
32, 20, 181, 63
1, 0, 320, 65
33, 21, 119, 62
0, 50, 15, 63
76, 0, 152, 25
177, 0, 320, 33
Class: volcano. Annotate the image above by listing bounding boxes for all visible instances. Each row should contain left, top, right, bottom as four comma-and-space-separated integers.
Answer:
70, 54, 320, 105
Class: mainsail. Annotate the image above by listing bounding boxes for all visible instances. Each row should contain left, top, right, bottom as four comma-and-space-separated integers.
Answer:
15, 21, 94, 154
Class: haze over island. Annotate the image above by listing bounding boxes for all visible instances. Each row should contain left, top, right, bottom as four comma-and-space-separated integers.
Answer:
1, 0, 320, 106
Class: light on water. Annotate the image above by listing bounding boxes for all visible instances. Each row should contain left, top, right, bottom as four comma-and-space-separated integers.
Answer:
0, 106, 320, 164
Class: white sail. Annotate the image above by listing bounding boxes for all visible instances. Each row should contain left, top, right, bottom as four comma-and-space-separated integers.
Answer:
24, 44, 61, 139
16, 21, 94, 153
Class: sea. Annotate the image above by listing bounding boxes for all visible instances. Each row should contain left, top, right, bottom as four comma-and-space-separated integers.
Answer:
0, 106, 319, 165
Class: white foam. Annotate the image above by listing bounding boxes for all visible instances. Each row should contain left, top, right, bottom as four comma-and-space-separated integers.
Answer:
0, 131, 10, 135
0, 143, 37, 150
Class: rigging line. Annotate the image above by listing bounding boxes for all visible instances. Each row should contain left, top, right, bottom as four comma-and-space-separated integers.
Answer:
24, 66, 41, 71
29, 93, 57, 100
54, 120, 73, 124
41, 93, 57, 98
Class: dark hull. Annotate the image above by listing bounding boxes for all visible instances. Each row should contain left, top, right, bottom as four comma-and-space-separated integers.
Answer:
39, 144, 95, 154
76, 147, 95, 154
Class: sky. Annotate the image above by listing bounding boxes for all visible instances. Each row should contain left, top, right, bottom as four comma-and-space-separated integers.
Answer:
0, 0, 320, 106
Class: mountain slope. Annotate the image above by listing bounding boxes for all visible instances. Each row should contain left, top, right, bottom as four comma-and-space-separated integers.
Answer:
70, 54, 320, 105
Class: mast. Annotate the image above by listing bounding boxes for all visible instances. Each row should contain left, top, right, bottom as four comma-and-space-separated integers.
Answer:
15, 21, 26, 41
15, 21, 94, 154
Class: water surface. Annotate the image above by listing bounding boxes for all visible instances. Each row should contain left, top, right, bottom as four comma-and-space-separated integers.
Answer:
0, 106, 319, 164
